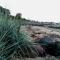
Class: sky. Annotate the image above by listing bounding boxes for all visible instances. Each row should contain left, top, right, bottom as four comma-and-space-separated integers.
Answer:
0, 0, 60, 22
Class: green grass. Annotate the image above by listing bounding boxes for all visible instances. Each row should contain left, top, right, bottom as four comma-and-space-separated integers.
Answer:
0, 10, 39, 60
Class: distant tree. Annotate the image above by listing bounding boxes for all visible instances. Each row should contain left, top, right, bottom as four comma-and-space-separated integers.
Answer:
15, 13, 22, 19
0, 6, 10, 16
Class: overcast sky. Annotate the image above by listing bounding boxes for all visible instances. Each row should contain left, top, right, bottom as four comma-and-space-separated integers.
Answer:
0, 0, 60, 22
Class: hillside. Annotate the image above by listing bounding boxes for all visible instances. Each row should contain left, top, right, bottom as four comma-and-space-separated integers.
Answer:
0, 6, 60, 60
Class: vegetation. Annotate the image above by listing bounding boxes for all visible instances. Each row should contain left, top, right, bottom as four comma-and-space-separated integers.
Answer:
0, 6, 40, 60
0, 6, 60, 60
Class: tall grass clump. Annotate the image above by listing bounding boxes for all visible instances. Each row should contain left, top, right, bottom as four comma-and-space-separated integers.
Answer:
0, 7, 39, 60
